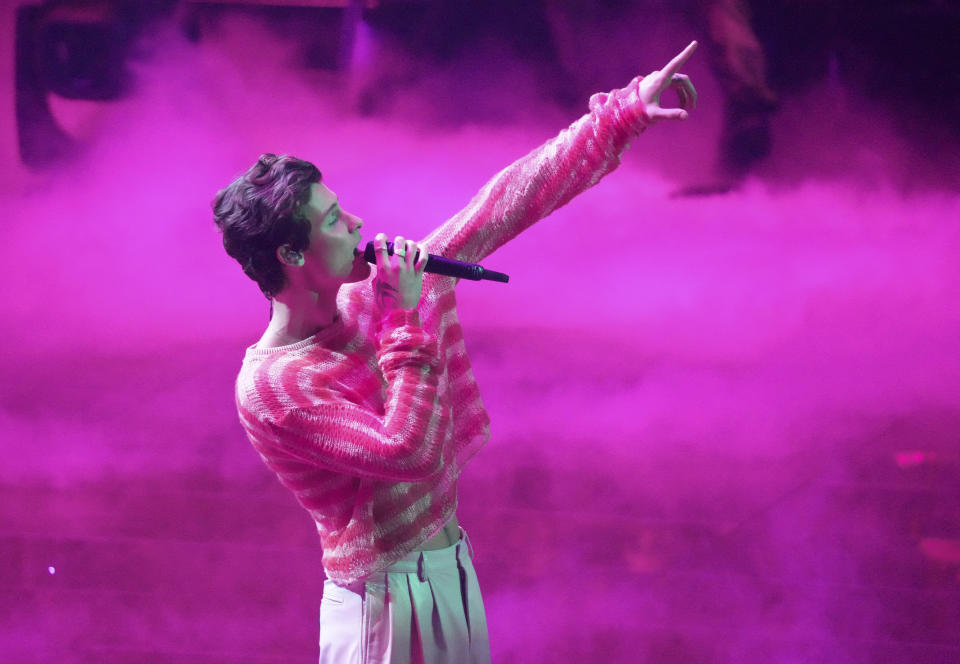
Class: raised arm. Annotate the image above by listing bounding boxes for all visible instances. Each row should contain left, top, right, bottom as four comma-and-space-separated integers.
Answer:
422, 42, 699, 264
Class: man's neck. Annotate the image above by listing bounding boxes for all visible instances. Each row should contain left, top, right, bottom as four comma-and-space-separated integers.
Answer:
260, 287, 340, 347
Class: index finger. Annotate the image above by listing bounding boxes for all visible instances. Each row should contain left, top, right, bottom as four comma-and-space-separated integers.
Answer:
661, 40, 698, 78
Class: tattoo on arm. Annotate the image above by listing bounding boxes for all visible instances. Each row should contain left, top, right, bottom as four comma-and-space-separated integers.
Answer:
375, 282, 401, 311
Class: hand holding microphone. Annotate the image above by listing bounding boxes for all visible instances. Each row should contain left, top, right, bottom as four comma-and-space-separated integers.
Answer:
372, 234, 429, 312
362, 240, 509, 283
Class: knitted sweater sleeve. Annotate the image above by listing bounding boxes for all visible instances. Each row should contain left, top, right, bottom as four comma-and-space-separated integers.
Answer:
421, 76, 652, 264
248, 310, 447, 482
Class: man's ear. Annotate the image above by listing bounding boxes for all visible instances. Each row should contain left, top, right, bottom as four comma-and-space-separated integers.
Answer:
277, 245, 305, 267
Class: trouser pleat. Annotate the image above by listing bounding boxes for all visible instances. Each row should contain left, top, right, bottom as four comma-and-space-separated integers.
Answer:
319, 530, 490, 664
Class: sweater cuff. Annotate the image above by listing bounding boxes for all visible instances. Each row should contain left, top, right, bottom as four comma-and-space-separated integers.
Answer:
588, 75, 650, 138
379, 308, 422, 334
376, 308, 439, 373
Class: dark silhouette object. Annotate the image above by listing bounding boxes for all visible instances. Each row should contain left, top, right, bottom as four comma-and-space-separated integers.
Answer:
15, 1, 174, 168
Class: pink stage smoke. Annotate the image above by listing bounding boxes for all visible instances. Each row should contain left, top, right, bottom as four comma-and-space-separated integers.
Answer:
1, 8, 958, 663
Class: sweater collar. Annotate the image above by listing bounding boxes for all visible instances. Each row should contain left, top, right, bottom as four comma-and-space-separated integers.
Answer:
245, 312, 344, 358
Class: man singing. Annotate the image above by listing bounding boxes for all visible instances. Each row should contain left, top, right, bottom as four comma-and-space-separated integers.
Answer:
213, 41, 699, 664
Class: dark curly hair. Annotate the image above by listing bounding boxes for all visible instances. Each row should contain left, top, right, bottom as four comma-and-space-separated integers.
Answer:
212, 154, 321, 298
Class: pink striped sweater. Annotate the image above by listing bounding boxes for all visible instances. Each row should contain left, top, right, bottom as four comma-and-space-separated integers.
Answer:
235, 77, 652, 584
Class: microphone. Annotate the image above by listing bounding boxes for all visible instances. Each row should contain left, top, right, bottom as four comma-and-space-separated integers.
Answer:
362, 241, 509, 283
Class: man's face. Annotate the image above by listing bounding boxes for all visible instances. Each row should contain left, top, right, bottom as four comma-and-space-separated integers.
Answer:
295, 182, 370, 288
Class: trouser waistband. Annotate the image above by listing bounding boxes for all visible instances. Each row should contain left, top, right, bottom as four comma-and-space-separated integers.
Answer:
381, 527, 475, 581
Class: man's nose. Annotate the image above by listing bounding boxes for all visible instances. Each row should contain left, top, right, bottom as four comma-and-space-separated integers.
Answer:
347, 212, 363, 232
